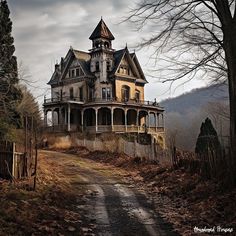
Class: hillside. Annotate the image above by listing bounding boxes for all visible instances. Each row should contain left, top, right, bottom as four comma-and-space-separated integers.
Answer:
160, 83, 229, 151
160, 83, 228, 113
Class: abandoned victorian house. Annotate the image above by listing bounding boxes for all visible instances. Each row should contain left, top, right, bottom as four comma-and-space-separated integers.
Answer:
43, 19, 165, 145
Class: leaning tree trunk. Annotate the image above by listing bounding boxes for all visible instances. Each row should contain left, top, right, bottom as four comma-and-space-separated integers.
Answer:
223, 23, 236, 184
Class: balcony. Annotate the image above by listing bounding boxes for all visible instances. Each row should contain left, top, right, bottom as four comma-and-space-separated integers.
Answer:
44, 96, 163, 109
44, 96, 84, 104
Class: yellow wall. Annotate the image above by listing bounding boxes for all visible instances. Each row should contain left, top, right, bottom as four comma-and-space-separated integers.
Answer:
115, 80, 144, 100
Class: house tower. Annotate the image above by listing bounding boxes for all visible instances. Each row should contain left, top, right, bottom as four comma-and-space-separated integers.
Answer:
89, 18, 115, 84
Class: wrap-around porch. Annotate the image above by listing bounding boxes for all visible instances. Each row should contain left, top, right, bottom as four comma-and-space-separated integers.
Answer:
44, 104, 164, 134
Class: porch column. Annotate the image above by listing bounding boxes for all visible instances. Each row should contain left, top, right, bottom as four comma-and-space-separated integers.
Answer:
44, 110, 47, 127
125, 109, 127, 132
148, 112, 151, 132
52, 109, 55, 127
95, 108, 98, 133
155, 113, 158, 132
64, 107, 67, 125
136, 110, 139, 132
81, 110, 84, 132
59, 108, 63, 125
162, 114, 164, 128
111, 107, 114, 132
67, 104, 71, 131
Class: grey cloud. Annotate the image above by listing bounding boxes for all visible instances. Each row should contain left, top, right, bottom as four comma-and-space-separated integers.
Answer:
7, 0, 202, 106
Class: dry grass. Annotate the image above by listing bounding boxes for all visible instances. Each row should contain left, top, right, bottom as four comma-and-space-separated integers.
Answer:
0, 150, 92, 236
58, 147, 236, 236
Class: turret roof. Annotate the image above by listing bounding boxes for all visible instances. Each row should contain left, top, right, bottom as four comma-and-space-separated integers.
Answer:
89, 19, 115, 40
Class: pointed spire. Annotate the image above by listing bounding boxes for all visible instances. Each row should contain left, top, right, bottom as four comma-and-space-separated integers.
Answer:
89, 18, 115, 40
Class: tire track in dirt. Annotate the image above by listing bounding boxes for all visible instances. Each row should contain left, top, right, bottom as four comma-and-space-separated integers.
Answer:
41, 150, 178, 236
77, 167, 177, 236
78, 170, 150, 236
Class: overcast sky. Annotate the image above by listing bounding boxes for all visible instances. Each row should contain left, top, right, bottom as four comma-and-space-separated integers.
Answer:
8, 0, 207, 110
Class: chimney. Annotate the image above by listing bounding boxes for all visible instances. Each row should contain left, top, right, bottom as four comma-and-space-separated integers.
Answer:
55, 63, 59, 71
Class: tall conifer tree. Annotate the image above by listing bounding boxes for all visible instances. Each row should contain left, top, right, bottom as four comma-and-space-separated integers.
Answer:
195, 118, 221, 155
0, 0, 22, 140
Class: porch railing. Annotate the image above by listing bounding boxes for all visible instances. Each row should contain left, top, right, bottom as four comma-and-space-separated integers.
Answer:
44, 124, 164, 134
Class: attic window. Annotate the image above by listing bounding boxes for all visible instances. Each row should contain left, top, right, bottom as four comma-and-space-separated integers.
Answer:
69, 69, 75, 78
76, 67, 84, 77
71, 69, 75, 77
119, 66, 129, 75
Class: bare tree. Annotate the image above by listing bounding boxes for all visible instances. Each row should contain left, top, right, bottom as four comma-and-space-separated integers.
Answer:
126, 0, 236, 178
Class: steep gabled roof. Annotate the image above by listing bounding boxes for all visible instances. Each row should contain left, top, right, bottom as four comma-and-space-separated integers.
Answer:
110, 48, 126, 75
47, 48, 94, 85
131, 53, 148, 83
110, 47, 147, 83
89, 19, 115, 40
72, 49, 93, 76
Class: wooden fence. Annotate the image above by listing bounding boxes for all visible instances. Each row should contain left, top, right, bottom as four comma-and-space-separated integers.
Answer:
0, 141, 31, 179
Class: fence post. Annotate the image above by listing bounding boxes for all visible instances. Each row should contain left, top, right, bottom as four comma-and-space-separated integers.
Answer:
12, 143, 16, 178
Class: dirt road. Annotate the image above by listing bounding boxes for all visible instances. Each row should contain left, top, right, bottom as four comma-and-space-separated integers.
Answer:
40, 150, 178, 236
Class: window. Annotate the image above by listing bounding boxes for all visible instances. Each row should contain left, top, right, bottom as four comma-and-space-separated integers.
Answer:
118, 66, 129, 75
69, 69, 75, 78
107, 61, 111, 71
104, 42, 109, 48
69, 87, 74, 99
71, 69, 75, 77
79, 87, 83, 101
107, 88, 111, 100
89, 87, 94, 100
121, 85, 130, 102
76, 68, 80, 76
102, 88, 106, 99
135, 90, 140, 102
76, 67, 83, 77
102, 88, 112, 100
96, 61, 99, 71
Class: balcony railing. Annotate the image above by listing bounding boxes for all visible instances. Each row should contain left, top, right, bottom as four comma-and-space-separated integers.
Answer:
87, 97, 161, 107
44, 96, 162, 108
44, 96, 84, 104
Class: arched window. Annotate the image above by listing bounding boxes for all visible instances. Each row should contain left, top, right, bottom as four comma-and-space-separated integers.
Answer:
96, 61, 99, 71
135, 90, 140, 102
104, 42, 109, 48
121, 85, 130, 102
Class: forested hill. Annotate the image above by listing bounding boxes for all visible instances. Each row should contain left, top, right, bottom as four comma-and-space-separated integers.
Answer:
160, 83, 228, 113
